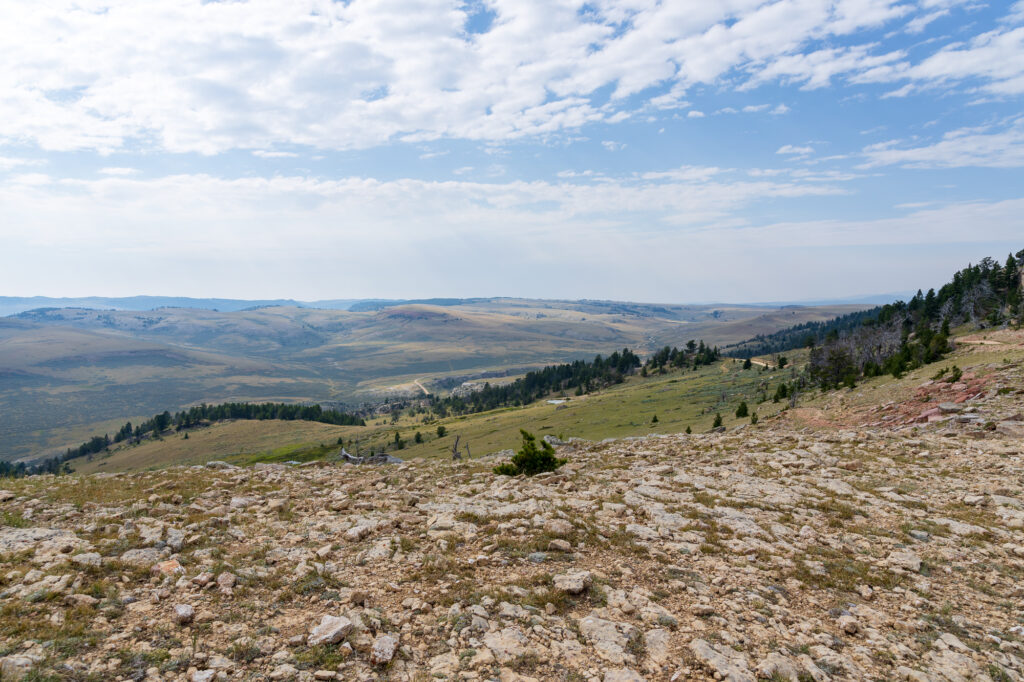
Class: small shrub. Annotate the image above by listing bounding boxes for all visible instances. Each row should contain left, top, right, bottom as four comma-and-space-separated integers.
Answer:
712, 413, 723, 429
735, 402, 748, 418
494, 430, 567, 477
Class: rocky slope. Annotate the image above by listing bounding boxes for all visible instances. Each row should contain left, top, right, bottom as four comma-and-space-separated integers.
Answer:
1, 355, 1023, 681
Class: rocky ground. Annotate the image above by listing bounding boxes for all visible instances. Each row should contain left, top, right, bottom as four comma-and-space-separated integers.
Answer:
2, 354, 1024, 681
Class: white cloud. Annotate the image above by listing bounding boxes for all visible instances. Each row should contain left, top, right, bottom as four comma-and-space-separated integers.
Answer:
0, 170, 1017, 301
687, 110, 705, 118
861, 117, 1024, 168
0, 168, 847, 268
904, 9, 949, 34
908, 26, 1024, 95
0, 0, 1008, 154
855, 25, 1024, 95
729, 198, 1024, 248
98, 167, 140, 176
601, 140, 627, 151
252, 151, 299, 159
0, 156, 43, 171
776, 144, 814, 155
746, 44, 906, 90
1008, 1, 1024, 25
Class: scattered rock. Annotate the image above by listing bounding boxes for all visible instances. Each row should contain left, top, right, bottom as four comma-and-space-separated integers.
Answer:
689, 638, 755, 682
370, 634, 397, 665
174, 603, 195, 625
119, 547, 162, 567
887, 550, 923, 573
308, 615, 353, 646
756, 652, 800, 681
553, 570, 592, 594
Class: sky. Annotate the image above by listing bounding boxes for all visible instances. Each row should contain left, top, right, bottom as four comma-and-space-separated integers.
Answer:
1, 0, 1023, 304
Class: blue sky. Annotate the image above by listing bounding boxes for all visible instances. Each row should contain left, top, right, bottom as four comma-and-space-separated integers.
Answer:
1, 0, 1023, 303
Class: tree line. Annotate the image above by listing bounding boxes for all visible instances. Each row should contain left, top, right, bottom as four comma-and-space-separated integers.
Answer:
805, 253, 1022, 388
430, 349, 642, 416
429, 341, 722, 417
2, 402, 365, 479
723, 307, 883, 358
720, 252, 1022, 390
644, 340, 721, 373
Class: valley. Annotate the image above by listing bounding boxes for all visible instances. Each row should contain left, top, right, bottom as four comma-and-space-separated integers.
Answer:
1, 333, 1022, 681
1, 299, 865, 462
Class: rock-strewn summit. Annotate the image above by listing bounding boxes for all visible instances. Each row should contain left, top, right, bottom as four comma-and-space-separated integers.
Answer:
2, 355, 1024, 681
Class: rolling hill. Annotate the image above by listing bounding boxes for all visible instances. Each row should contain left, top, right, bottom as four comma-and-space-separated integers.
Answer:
2, 298, 869, 461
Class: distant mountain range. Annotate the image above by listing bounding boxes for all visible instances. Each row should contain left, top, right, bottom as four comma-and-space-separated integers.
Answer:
0, 296, 363, 317
0, 292, 910, 317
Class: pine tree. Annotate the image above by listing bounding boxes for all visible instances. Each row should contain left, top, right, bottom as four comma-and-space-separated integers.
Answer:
494, 430, 566, 476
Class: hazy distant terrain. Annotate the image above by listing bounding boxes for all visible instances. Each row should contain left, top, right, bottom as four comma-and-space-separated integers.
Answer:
0, 298, 869, 460
0, 296, 372, 317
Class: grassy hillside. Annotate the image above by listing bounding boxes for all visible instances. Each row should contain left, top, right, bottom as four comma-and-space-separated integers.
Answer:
3, 299, 865, 460
72, 420, 364, 473
77, 355, 798, 472
76, 325, 1024, 475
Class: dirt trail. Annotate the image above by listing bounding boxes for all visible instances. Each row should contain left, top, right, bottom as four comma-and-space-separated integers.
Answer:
958, 338, 1005, 346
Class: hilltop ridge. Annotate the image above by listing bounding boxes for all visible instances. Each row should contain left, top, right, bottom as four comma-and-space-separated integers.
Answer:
1, 337, 1023, 681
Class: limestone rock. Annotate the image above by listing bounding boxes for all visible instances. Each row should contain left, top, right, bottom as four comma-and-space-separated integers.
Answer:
887, 550, 923, 573
553, 570, 592, 594
688, 638, 755, 682
308, 615, 353, 646
174, 603, 195, 625
370, 634, 397, 665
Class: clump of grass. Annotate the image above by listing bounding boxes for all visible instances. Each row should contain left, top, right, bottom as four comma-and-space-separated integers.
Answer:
293, 645, 349, 670
809, 498, 862, 521
285, 571, 346, 600
693, 491, 717, 508
1, 511, 30, 528
228, 641, 262, 663
790, 548, 903, 593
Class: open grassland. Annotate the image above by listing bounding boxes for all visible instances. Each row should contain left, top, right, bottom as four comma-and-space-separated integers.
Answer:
73, 326, 1024, 475
81, 357, 796, 472
3, 300, 867, 461
72, 420, 366, 474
